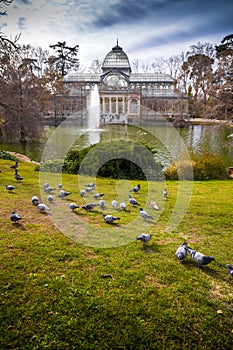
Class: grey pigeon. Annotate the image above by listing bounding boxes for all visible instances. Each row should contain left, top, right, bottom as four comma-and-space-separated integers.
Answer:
130, 184, 140, 193
120, 202, 127, 211
32, 195, 39, 206
58, 184, 63, 189
44, 183, 50, 189
163, 188, 168, 198
58, 189, 72, 198
68, 203, 79, 211
6, 184, 16, 192
103, 214, 120, 224
128, 194, 140, 206
80, 189, 86, 197
111, 200, 118, 209
85, 186, 94, 193
93, 193, 104, 199
175, 242, 188, 262
99, 199, 105, 208
38, 203, 50, 212
44, 186, 56, 193
82, 203, 99, 211
10, 161, 18, 169
10, 211, 21, 223
85, 183, 95, 188
226, 264, 233, 278
139, 208, 153, 220
48, 195, 54, 202
187, 247, 215, 267
136, 233, 152, 245
14, 170, 23, 181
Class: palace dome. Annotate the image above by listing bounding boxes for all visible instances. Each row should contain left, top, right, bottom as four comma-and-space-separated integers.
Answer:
102, 42, 131, 74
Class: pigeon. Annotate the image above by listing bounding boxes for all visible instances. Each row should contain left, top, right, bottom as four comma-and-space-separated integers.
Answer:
68, 203, 79, 211
93, 193, 104, 199
150, 201, 159, 210
163, 188, 168, 198
44, 186, 56, 193
82, 203, 99, 211
14, 170, 23, 181
85, 183, 95, 188
120, 202, 127, 211
48, 195, 54, 202
58, 184, 63, 189
111, 200, 118, 209
175, 242, 188, 262
136, 233, 152, 245
80, 189, 86, 197
32, 195, 39, 206
99, 199, 105, 209
6, 184, 16, 192
139, 208, 153, 220
38, 203, 50, 212
10, 211, 21, 223
130, 184, 140, 193
85, 186, 94, 193
103, 214, 120, 224
187, 247, 215, 267
226, 264, 233, 278
44, 183, 50, 189
58, 189, 72, 198
128, 194, 140, 206
10, 161, 18, 169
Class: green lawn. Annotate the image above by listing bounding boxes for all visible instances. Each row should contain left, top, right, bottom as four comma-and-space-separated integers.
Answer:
0, 158, 233, 349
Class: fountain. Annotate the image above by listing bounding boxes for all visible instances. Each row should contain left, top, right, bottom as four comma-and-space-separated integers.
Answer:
88, 84, 101, 144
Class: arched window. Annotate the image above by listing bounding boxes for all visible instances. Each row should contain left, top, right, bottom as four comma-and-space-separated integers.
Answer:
130, 99, 138, 113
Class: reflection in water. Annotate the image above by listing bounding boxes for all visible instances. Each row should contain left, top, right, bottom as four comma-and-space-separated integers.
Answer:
0, 123, 232, 166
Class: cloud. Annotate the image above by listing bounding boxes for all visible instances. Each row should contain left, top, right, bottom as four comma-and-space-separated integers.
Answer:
2, 0, 233, 67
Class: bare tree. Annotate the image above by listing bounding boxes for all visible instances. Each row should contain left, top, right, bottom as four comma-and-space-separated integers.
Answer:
88, 58, 103, 73
131, 58, 140, 73
0, 0, 13, 16
213, 34, 233, 118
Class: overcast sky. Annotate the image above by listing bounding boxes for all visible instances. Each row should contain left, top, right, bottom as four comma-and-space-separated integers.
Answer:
1, 0, 233, 68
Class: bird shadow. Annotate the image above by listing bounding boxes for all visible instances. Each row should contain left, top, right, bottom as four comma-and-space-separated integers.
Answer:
142, 243, 159, 254
181, 259, 223, 279
12, 223, 26, 230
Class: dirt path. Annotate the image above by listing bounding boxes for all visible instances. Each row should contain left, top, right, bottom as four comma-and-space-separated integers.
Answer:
8, 151, 40, 164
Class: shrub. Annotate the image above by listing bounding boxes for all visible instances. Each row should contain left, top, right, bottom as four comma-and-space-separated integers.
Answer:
0, 150, 17, 161
36, 141, 163, 180
165, 148, 228, 180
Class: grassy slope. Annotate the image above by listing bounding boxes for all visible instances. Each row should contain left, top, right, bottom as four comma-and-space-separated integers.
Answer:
0, 158, 233, 349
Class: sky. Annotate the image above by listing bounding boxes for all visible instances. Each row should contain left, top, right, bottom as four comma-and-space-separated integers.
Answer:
1, 0, 233, 69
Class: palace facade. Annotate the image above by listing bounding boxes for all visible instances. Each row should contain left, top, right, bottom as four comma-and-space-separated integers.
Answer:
52, 41, 187, 123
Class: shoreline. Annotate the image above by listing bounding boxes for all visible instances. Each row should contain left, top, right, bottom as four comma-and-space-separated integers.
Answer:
188, 118, 233, 126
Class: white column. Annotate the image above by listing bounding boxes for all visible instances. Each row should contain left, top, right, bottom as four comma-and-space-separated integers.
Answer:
109, 97, 112, 114
116, 97, 119, 114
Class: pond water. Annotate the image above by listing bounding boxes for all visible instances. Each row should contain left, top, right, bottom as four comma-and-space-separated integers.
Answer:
0, 121, 233, 168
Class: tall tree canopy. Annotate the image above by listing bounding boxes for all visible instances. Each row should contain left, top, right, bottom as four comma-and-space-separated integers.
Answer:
49, 41, 79, 76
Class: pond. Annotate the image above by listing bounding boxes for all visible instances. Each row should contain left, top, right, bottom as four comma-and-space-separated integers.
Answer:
0, 121, 233, 168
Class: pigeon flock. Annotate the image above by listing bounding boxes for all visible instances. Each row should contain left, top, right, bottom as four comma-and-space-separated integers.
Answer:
4, 159, 233, 279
